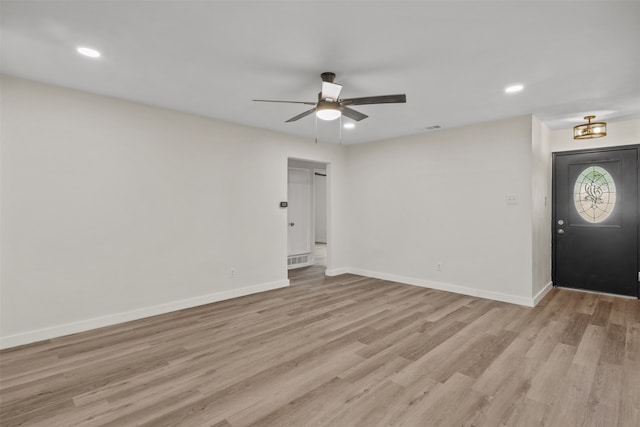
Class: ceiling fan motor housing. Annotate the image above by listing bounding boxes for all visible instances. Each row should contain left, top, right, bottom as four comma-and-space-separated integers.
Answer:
321, 72, 336, 83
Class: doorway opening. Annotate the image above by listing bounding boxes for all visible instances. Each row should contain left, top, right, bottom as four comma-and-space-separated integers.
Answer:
287, 158, 329, 279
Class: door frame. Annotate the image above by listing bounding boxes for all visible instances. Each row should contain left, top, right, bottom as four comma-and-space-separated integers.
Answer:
287, 166, 314, 269
286, 158, 330, 272
551, 144, 640, 298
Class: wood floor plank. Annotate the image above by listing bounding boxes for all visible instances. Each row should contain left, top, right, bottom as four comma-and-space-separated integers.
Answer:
458, 329, 518, 378
502, 397, 550, 427
471, 336, 536, 396
1, 267, 638, 426
546, 366, 591, 426
526, 342, 577, 405
626, 322, 640, 362
224, 344, 365, 426
466, 367, 533, 427
600, 323, 627, 365
242, 376, 350, 427
398, 319, 466, 361
386, 372, 481, 427
590, 300, 613, 326
617, 358, 640, 427
574, 291, 600, 315
560, 312, 592, 346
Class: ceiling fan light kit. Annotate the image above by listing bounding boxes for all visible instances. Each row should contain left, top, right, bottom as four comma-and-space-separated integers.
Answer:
316, 101, 342, 121
253, 72, 406, 124
573, 115, 607, 140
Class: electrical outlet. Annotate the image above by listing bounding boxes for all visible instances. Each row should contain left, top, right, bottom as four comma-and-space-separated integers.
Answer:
230, 269, 236, 278
437, 262, 442, 271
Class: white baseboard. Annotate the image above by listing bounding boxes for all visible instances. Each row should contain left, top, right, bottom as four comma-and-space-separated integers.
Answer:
0, 279, 289, 350
533, 281, 553, 305
347, 268, 536, 307
324, 267, 349, 276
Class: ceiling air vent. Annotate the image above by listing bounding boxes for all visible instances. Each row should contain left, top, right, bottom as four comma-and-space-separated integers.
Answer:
425, 125, 441, 130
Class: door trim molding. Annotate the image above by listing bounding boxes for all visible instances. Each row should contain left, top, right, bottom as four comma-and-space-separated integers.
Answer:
286, 159, 331, 272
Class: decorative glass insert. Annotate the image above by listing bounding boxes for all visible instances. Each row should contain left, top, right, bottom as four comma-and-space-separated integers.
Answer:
573, 166, 616, 223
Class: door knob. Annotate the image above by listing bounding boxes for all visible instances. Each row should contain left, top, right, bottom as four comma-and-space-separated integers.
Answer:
557, 229, 565, 234
289, 222, 295, 227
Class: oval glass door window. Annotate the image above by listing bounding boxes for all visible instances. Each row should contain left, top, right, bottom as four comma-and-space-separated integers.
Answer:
573, 166, 616, 223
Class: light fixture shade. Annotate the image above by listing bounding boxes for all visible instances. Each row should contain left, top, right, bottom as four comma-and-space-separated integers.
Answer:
573, 115, 607, 140
316, 102, 341, 121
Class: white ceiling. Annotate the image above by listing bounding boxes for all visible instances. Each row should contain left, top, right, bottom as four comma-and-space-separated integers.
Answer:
2, 1, 639, 144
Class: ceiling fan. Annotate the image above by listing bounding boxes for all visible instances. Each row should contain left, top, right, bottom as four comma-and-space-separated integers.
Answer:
253, 72, 406, 123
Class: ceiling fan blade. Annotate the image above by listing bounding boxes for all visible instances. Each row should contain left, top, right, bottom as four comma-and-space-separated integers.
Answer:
341, 107, 368, 121
253, 99, 316, 105
321, 82, 342, 101
340, 94, 407, 106
285, 107, 317, 123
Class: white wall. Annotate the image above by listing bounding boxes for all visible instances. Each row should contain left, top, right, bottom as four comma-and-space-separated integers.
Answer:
5, 75, 623, 348
531, 116, 552, 301
345, 116, 535, 305
0, 76, 349, 348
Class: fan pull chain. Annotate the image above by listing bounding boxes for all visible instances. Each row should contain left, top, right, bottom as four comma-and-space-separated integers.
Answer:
315, 114, 318, 143
339, 114, 343, 144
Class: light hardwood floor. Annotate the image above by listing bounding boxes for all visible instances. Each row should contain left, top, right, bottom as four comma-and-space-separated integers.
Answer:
1, 267, 639, 426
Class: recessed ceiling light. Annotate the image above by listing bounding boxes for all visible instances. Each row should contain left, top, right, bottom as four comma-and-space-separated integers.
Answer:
77, 47, 101, 58
505, 84, 524, 94
343, 123, 355, 129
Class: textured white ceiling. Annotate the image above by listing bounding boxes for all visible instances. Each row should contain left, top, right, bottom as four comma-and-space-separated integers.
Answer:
2, 1, 639, 144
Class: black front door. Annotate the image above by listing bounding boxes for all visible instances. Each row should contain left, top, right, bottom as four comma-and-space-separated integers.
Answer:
553, 145, 639, 297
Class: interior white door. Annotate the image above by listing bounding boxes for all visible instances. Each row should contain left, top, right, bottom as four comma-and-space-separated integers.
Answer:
287, 168, 313, 259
